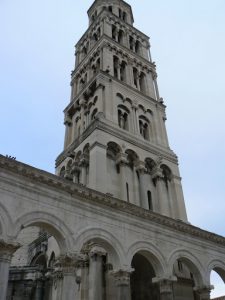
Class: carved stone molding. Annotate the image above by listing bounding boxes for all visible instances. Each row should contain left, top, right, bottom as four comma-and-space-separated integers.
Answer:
0, 239, 20, 263
111, 268, 134, 286
194, 285, 213, 300
55, 252, 84, 275
116, 153, 128, 166
135, 160, 146, 175
1, 155, 225, 248
153, 277, 177, 295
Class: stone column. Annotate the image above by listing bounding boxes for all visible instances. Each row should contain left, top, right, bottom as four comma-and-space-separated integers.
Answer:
152, 72, 160, 100
153, 278, 176, 300
89, 143, 107, 193
34, 278, 44, 300
116, 153, 128, 202
136, 161, 148, 209
79, 154, 89, 186
112, 269, 133, 300
79, 257, 89, 300
64, 114, 72, 149
152, 166, 170, 217
80, 98, 86, 134
194, 285, 213, 300
56, 253, 81, 300
131, 104, 138, 134
88, 245, 106, 300
0, 239, 20, 300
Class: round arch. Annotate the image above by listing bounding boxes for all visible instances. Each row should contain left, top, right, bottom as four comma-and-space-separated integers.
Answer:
207, 260, 225, 283
127, 241, 166, 277
168, 248, 205, 286
75, 227, 125, 269
12, 211, 74, 254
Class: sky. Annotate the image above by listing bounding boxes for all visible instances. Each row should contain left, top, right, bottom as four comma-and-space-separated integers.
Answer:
0, 0, 225, 296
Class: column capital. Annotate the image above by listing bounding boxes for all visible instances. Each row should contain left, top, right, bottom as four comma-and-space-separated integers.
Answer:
0, 239, 20, 262
116, 153, 128, 166
64, 114, 72, 126
153, 276, 177, 294
194, 285, 213, 300
55, 252, 84, 275
111, 268, 134, 286
89, 245, 107, 258
151, 167, 164, 181
135, 160, 146, 174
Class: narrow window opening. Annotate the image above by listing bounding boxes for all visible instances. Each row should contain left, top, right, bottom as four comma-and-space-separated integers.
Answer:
108, 6, 112, 13
122, 12, 127, 22
147, 191, 153, 210
126, 183, 130, 202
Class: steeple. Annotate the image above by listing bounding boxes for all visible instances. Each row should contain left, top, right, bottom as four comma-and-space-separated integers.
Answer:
56, 0, 188, 222
88, 0, 134, 26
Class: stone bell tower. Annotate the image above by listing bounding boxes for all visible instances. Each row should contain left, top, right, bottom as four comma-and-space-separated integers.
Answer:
56, 0, 187, 222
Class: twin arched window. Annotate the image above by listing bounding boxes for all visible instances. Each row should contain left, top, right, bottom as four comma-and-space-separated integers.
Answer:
118, 105, 129, 131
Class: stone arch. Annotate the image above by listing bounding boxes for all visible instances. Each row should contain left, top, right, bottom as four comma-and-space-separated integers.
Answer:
0, 202, 13, 237
116, 92, 124, 101
127, 241, 166, 277
207, 259, 225, 284
161, 164, 172, 180
145, 157, 156, 173
107, 141, 122, 160
168, 248, 205, 286
75, 227, 125, 269
12, 211, 74, 254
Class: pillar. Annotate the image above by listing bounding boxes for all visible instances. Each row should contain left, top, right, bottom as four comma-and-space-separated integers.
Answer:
131, 104, 138, 134
34, 279, 44, 300
88, 245, 106, 300
194, 286, 213, 300
0, 239, 20, 300
88, 143, 107, 193
64, 114, 72, 149
116, 153, 128, 202
79, 257, 89, 300
112, 269, 133, 300
56, 253, 80, 300
80, 98, 86, 134
152, 167, 170, 217
153, 278, 176, 300
136, 161, 148, 209
171, 175, 188, 221
79, 154, 89, 186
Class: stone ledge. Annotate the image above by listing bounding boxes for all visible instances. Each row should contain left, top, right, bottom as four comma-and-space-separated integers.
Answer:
1, 155, 225, 248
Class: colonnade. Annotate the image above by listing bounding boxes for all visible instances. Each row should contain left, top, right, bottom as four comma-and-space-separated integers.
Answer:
0, 239, 213, 300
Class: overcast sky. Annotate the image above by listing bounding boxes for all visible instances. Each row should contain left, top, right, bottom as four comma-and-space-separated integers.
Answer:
0, 0, 225, 296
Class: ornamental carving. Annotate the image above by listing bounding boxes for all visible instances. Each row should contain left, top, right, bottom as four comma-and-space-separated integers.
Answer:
111, 268, 134, 286
0, 239, 20, 262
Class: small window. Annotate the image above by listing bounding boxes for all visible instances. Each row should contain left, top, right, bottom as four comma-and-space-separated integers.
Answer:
122, 12, 127, 22
108, 6, 112, 13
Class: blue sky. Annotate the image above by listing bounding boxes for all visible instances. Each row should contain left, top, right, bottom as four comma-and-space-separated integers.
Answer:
1, 0, 225, 296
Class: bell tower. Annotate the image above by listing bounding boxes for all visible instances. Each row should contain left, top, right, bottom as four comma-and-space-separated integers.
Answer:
56, 0, 188, 221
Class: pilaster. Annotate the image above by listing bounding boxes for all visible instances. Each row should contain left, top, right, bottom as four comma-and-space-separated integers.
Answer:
111, 268, 134, 300
0, 239, 20, 300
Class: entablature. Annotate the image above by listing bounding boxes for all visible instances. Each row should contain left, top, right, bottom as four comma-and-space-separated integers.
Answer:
1, 154, 225, 249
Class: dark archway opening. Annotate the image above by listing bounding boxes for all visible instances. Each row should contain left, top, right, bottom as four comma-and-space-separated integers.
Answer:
131, 253, 160, 300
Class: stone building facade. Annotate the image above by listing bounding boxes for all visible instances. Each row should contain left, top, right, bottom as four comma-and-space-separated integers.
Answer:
0, 0, 225, 300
